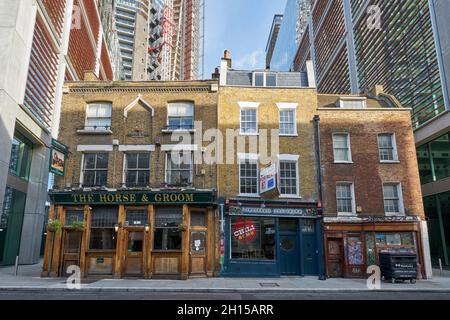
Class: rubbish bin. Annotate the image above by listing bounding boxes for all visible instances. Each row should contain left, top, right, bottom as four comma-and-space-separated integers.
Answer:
379, 252, 418, 284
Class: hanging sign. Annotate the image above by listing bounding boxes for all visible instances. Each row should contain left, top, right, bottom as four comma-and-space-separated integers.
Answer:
49, 139, 68, 176
260, 164, 277, 194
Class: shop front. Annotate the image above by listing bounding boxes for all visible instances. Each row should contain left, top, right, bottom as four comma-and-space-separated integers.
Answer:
222, 199, 323, 277
42, 190, 218, 280
324, 216, 425, 279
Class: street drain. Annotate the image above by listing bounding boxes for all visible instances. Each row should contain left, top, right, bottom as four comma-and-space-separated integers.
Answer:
259, 282, 279, 287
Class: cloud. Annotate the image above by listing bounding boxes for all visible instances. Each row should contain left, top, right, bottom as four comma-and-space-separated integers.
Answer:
233, 48, 266, 70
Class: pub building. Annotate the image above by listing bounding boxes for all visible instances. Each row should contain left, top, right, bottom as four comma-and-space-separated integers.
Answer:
41, 80, 220, 279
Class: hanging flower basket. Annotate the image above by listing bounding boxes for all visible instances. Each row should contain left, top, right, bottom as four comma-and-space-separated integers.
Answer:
47, 219, 62, 233
178, 223, 188, 232
70, 220, 85, 232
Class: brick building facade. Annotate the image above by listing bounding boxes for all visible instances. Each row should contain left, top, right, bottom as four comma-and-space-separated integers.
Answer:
42, 80, 220, 279
316, 89, 432, 279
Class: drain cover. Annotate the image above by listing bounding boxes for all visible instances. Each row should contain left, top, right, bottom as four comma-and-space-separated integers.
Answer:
259, 282, 279, 287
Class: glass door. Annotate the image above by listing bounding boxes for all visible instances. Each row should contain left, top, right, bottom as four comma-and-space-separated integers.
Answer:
189, 211, 207, 276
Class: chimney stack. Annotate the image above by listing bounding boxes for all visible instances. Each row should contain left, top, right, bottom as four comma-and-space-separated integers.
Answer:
223, 50, 232, 68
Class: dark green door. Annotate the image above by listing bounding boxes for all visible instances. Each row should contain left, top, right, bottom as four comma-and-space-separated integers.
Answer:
0, 187, 27, 265
280, 234, 299, 275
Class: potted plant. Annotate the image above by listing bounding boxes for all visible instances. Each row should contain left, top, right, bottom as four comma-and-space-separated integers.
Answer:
178, 223, 187, 232
47, 219, 62, 233
70, 220, 85, 232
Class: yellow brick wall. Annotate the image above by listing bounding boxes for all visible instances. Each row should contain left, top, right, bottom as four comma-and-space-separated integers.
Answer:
217, 86, 319, 202
55, 81, 218, 190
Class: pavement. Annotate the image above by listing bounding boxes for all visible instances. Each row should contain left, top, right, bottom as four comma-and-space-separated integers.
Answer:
1, 260, 450, 293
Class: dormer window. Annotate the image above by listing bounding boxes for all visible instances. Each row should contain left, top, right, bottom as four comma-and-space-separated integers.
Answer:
338, 97, 367, 109
253, 72, 277, 87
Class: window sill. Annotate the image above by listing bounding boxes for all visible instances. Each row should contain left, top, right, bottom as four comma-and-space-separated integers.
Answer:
77, 129, 113, 135
337, 213, 357, 217
239, 132, 259, 136
161, 129, 196, 133
279, 134, 298, 137
279, 195, 302, 199
334, 161, 353, 164
385, 212, 406, 217
238, 194, 261, 198
380, 160, 400, 164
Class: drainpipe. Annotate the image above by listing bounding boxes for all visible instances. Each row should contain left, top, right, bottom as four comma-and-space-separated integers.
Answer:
314, 115, 327, 280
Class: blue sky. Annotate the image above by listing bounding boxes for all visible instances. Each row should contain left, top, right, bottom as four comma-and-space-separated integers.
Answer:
203, 0, 287, 78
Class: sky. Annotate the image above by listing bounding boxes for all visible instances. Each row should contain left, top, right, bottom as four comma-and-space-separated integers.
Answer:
203, 0, 287, 78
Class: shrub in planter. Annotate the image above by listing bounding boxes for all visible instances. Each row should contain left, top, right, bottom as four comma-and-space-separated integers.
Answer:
47, 219, 62, 233
178, 223, 187, 231
70, 220, 85, 232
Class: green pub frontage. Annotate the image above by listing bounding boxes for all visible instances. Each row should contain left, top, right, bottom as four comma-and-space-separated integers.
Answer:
42, 190, 219, 280
221, 199, 325, 277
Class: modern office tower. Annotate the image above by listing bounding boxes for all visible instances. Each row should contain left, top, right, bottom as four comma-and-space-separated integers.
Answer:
0, 0, 113, 266
98, 0, 124, 79
265, 14, 283, 69
270, 0, 311, 71
271, 0, 450, 266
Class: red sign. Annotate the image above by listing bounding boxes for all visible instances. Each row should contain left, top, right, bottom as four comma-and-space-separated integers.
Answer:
232, 218, 256, 242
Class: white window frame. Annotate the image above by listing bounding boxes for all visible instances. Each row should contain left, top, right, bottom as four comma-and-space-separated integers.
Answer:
164, 151, 193, 186
382, 182, 405, 216
84, 102, 112, 130
80, 152, 109, 187
165, 102, 194, 131
337, 97, 367, 109
332, 133, 353, 163
336, 182, 356, 216
278, 154, 300, 198
122, 152, 151, 187
238, 153, 260, 197
238, 102, 260, 135
378, 133, 399, 163
277, 103, 298, 136
252, 72, 277, 87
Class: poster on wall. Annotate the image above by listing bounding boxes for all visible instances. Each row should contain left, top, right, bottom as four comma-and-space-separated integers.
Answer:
49, 139, 68, 176
260, 164, 276, 194
347, 238, 363, 265
232, 217, 257, 242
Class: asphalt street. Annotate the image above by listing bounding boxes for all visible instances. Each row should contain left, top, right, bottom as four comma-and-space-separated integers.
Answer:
0, 290, 449, 300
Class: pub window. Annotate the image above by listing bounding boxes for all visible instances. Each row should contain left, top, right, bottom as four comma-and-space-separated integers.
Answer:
154, 207, 182, 250
167, 102, 194, 130
90, 207, 118, 250
125, 209, 149, 227
231, 217, 275, 260
82, 153, 108, 187
125, 152, 150, 187
239, 160, 258, 196
165, 151, 193, 186
65, 210, 84, 226
85, 102, 112, 130
191, 211, 206, 227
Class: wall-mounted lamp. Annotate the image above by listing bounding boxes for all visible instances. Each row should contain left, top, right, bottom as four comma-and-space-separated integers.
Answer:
114, 224, 119, 233
145, 224, 150, 232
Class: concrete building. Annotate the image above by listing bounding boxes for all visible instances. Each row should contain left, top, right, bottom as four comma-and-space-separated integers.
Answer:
271, 0, 450, 267
41, 80, 220, 279
316, 88, 431, 279
0, 0, 113, 266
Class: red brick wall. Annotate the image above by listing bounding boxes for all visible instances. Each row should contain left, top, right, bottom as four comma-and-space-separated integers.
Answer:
318, 109, 425, 218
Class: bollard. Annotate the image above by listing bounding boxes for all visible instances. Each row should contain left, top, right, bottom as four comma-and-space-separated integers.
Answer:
14, 255, 19, 276
439, 258, 443, 276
